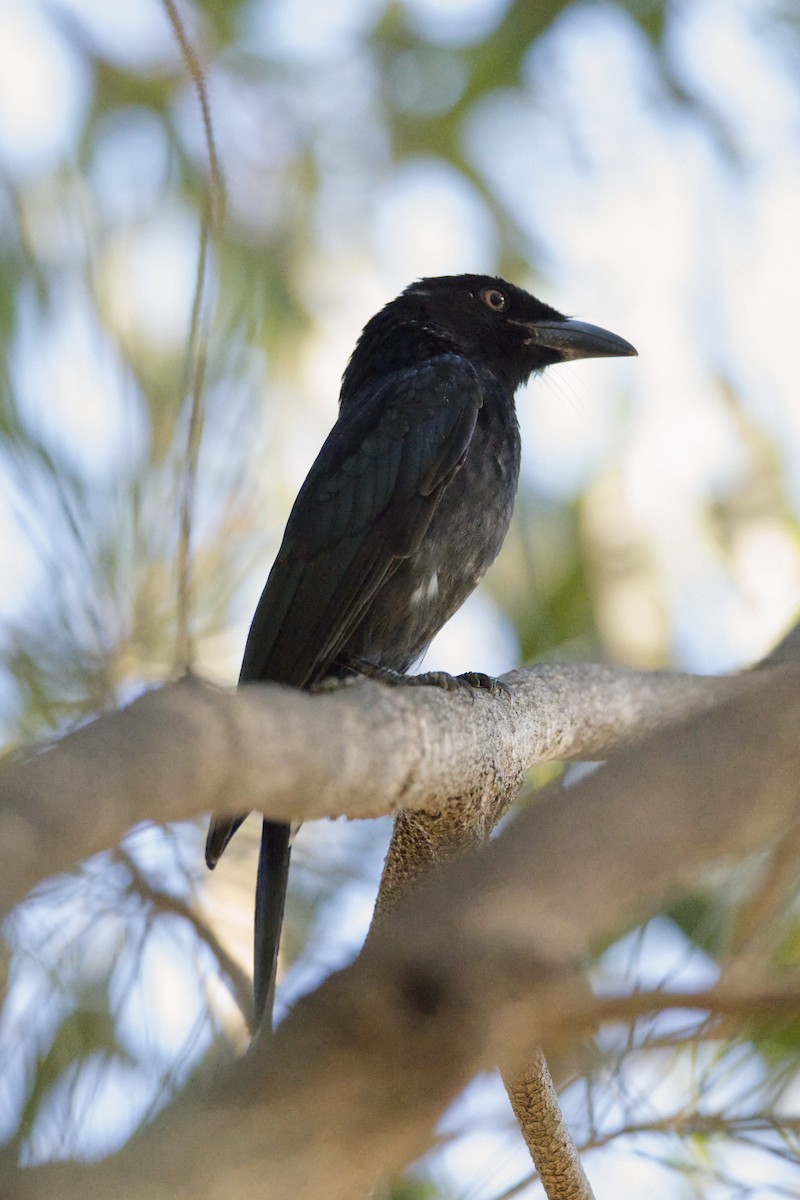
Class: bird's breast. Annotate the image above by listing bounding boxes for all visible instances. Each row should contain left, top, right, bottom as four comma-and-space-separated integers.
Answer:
347, 393, 521, 671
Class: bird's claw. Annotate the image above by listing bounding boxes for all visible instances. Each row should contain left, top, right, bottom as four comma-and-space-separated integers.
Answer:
404, 669, 471, 693
401, 668, 510, 701
456, 671, 512, 697
326, 657, 510, 699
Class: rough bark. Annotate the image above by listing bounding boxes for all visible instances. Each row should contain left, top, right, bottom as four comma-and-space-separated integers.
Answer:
505, 1051, 595, 1200
3, 665, 800, 1200
0, 664, 751, 920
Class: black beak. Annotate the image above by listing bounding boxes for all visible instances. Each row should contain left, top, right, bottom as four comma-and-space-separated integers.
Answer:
520, 318, 637, 361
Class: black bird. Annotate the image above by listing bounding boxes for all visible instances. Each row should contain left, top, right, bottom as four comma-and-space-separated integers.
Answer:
206, 274, 636, 1030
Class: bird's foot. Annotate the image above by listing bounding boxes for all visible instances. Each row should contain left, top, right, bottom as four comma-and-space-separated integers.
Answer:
343, 657, 510, 698
455, 670, 511, 697
403, 669, 472, 693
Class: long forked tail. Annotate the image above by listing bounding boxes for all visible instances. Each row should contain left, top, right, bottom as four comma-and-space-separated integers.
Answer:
254, 818, 292, 1031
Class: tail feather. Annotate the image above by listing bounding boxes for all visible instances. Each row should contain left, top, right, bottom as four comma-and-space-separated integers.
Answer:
254, 818, 292, 1030
205, 812, 247, 869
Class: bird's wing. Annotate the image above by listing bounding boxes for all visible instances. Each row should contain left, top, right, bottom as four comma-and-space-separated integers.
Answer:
239, 353, 483, 687
206, 354, 481, 870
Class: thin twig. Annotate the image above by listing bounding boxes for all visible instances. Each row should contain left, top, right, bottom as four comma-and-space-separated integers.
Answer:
114, 847, 254, 1028
589, 983, 800, 1028
580, 1111, 800, 1155
160, 0, 225, 223
174, 210, 211, 672
160, 0, 225, 673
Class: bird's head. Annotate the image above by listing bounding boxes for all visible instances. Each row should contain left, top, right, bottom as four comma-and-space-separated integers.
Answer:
341, 274, 636, 401
400, 274, 636, 390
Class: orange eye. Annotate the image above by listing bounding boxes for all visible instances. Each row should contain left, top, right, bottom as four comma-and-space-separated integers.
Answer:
481, 287, 507, 312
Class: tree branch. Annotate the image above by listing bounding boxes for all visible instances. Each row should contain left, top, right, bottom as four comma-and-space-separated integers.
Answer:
505, 1049, 595, 1200
0, 663, 755, 919
4, 665, 800, 1199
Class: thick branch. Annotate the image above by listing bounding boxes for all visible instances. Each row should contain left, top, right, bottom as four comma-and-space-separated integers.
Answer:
5, 667, 800, 1200
0, 664, 752, 918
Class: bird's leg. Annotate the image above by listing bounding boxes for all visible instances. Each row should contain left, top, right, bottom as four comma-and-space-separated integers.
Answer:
342, 656, 510, 697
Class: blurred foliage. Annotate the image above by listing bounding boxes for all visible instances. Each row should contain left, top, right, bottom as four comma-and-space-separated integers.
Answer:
2, 0, 800, 1195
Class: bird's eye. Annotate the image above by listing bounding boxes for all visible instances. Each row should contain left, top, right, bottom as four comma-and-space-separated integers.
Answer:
480, 287, 507, 312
